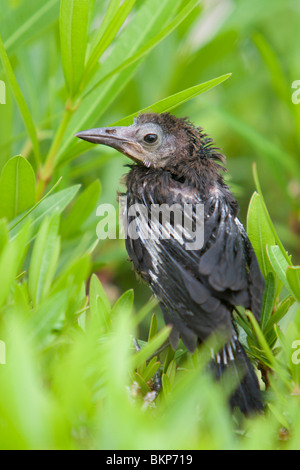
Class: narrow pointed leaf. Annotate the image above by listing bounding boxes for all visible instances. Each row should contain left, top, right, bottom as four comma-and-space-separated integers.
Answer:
260, 272, 276, 330
247, 192, 275, 277
28, 213, 60, 305
286, 266, 300, 303
0, 156, 36, 221
0, 33, 40, 165
60, 0, 92, 97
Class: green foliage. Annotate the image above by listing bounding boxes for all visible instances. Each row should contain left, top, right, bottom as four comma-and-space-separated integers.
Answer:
0, 0, 299, 450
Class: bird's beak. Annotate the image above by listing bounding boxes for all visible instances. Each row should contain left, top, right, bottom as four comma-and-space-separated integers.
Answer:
75, 125, 145, 164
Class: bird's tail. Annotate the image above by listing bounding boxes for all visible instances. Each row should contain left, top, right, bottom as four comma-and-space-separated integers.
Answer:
210, 335, 263, 415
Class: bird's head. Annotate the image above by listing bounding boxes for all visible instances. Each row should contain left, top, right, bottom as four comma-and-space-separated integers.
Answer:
75, 112, 212, 169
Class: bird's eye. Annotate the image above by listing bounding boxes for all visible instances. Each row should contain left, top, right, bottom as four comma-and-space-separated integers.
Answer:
143, 133, 158, 144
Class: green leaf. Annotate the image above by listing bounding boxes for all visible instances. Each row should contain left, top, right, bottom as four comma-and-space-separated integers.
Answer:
29, 291, 68, 342
260, 272, 276, 330
61, 180, 101, 237
0, 156, 36, 221
130, 326, 171, 369
286, 266, 300, 303
114, 74, 232, 126
9, 185, 80, 240
247, 192, 275, 277
0, 33, 40, 166
166, 359, 177, 385
266, 245, 293, 295
3, 0, 60, 54
60, 0, 92, 97
28, 213, 60, 306
83, 0, 200, 98
0, 219, 8, 255
246, 311, 278, 370
52, 254, 91, 299
89, 274, 111, 315
84, 0, 137, 84
111, 289, 134, 319
89, 274, 111, 333
162, 373, 172, 397
148, 313, 158, 342
163, 346, 175, 373
0, 220, 30, 308
264, 296, 295, 333
134, 372, 152, 395
252, 164, 291, 265
142, 357, 161, 383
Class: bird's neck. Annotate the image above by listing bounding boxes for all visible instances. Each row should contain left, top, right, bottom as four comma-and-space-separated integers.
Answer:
125, 160, 223, 199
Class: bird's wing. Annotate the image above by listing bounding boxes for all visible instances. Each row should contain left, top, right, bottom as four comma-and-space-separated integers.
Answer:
124, 188, 264, 347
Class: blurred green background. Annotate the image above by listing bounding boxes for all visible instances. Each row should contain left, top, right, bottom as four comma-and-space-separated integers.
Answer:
0, 0, 299, 450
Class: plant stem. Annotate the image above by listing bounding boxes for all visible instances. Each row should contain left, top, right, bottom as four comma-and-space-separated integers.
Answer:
36, 101, 74, 198
43, 104, 73, 179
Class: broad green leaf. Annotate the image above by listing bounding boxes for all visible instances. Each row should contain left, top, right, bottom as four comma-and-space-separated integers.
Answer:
111, 289, 134, 319
9, 185, 80, 239
260, 272, 276, 330
28, 213, 60, 306
267, 245, 298, 299
0, 33, 40, 165
89, 273, 113, 333
247, 192, 275, 277
0, 156, 36, 221
60, 0, 92, 97
61, 180, 101, 237
95, 295, 112, 333
266, 245, 293, 296
286, 266, 300, 303
89, 273, 111, 317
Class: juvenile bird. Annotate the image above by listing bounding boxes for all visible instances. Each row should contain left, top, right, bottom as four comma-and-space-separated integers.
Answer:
76, 112, 265, 414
